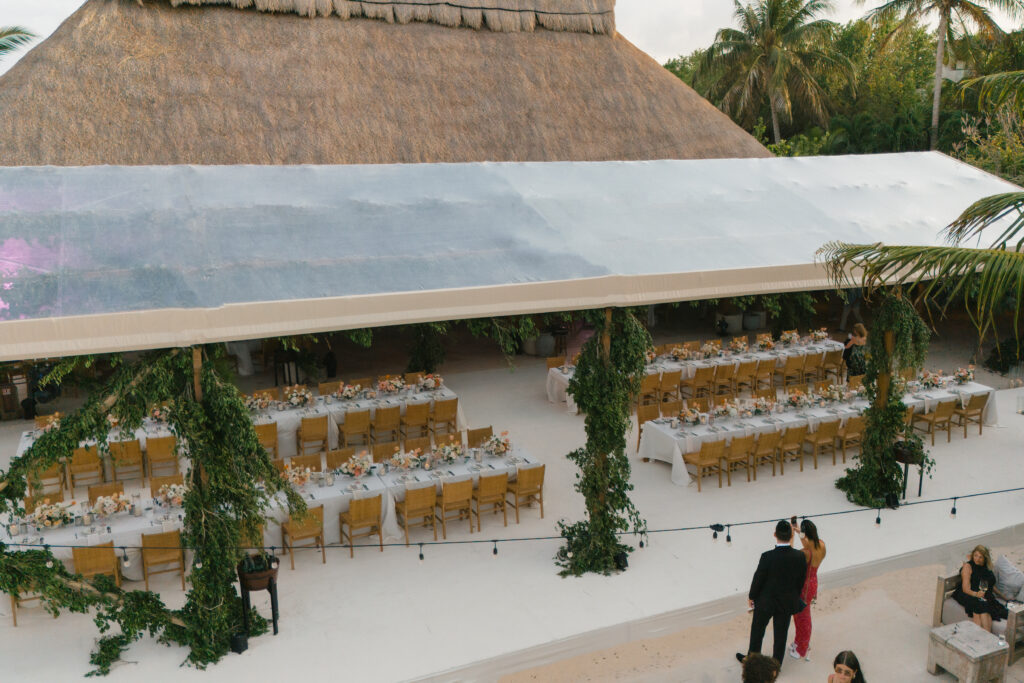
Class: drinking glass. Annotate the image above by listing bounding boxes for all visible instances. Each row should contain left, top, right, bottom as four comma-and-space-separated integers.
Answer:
979, 579, 989, 595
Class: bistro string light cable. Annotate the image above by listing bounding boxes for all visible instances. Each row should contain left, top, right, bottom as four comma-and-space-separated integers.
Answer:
3, 485, 1022, 556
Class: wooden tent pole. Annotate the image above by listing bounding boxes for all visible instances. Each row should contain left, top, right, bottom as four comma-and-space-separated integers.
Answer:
192, 347, 203, 402
877, 330, 895, 408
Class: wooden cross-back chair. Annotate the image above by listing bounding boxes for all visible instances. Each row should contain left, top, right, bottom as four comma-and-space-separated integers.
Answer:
395, 485, 437, 546
281, 505, 326, 570
109, 439, 144, 484
472, 472, 509, 530
70, 445, 103, 491
466, 426, 493, 449
339, 494, 383, 557
507, 465, 544, 523
141, 530, 186, 591
146, 435, 179, 478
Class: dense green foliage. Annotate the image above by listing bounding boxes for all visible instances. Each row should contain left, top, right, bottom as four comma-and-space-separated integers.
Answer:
556, 309, 648, 576
0, 347, 303, 674
834, 294, 934, 506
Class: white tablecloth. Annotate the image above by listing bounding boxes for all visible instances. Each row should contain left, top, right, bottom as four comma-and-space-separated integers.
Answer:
638, 381, 998, 487
547, 341, 845, 413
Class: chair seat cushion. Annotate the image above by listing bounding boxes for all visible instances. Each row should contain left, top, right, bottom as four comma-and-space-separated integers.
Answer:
942, 598, 1008, 636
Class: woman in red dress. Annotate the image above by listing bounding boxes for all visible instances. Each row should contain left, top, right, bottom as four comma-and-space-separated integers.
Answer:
789, 517, 826, 661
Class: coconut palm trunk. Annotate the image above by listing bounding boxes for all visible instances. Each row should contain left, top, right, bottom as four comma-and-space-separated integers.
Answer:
931, 12, 948, 150
771, 101, 783, 144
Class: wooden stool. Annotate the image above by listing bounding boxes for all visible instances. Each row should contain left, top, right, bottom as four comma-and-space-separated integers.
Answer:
928, 620, 1007, 682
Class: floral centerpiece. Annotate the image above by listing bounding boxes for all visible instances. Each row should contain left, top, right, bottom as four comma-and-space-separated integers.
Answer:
483, 431, 511, 456
282, 464, 312, 488
953, 366, 974, 385
284, 384, 315, 407
757, 337, 775, 351
106, 414, 121, 428
700, 343, 723, 359
680, 407, 702, 425
821, 384, 847, 403
645, 348, 657, 364
751, 397, 775, 415
729, 338, 748, 353
334, 383, 362, 400
149, 404, 172, 422
786, 390, 810, 409
432, 436, 465, 464
39, 412, 63, 432
244, 394, 272, 412
337, 451, 373, 478
388, 448, 423, 470
669, 346, 691, 361
714, 400, 740, 418
417, 373, 444, 391
156, 483, 188, 507
30, 499, 75, 528
811, 328, 830, 342
92, 493, 130, 518
377, 376, 405, 394
919, 370, 945, 390
780, 331, 800, 345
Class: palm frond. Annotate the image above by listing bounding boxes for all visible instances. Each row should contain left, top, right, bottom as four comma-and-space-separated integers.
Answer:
945, 191, 1024, 249
959, 69, 1024, 109
0, 27, 35, 57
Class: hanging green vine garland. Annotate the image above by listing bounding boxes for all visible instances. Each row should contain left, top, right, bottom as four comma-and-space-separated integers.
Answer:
0, 346, 304, 675
835, 294, 934, 507
557, 308, 648, 576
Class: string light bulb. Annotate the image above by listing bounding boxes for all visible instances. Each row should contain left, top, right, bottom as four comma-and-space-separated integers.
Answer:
639, 534, 645, 549
121, 547, 131, 568
418, 543, 424, 563
950, 498, 958, 519
195, 560, 203, 569
492, 541, 498, 556
726, 525, 732, 546
44, 545, 53, 568
875, 509, 881, 527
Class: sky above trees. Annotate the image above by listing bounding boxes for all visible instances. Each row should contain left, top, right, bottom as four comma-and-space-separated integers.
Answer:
0, 0, 1019, 75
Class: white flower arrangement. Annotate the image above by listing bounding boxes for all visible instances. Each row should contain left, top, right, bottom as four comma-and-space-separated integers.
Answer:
284, 384, 314, 407
92, 493, 130, 518
334, 383, 362, 400
244, 394, 271, 411
388, 448, 423, 470
669, 346, 692, 361
432, 436, 465, 464
729, 338, 748, 353
780, 331, 800, 345
953, 366, 974, 385
283, 464, 312, 487
822, 384, 847, 403
377, 377, 405, 394
30, 499, 76, 528
920, 370, 944, 390
713, 400, 739, 418
700, 343, 722, 359
337, 451, 373, 478
680, 408, 702, 425
812, 328, 830, 342
751, 397, 775, 415
483, 431, 511, 456
786, 390, 811, 409
157, 483, 188, 507
417, 374, 444, 391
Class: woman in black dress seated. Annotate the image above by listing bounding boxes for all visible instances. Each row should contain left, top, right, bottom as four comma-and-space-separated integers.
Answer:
953, 545, 1009, 632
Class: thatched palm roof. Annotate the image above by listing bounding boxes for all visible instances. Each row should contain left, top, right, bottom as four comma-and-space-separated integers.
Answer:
0, 0, 768, 165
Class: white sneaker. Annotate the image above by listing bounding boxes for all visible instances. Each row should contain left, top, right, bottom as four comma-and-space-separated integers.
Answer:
788, 643, 800, 660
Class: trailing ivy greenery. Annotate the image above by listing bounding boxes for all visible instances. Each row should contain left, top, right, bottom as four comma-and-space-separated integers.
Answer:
0, 346, 303, 675
557, 308, 648, 576
835, 294, 934, 506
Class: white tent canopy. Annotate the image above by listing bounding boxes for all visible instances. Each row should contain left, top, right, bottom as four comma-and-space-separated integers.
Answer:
0, 152, 1016, 361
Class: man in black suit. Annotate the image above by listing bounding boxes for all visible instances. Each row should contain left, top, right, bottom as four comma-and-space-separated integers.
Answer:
735, 520, 807, 668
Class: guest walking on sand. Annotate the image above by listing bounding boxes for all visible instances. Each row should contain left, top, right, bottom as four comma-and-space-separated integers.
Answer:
789, 517, 826, 662
736, 520, 807, 668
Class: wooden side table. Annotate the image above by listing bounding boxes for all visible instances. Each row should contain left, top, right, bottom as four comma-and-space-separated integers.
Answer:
928, 620, 1008, 682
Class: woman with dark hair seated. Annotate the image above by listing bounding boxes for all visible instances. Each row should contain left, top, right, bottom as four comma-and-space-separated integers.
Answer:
953, 545, 1010, 632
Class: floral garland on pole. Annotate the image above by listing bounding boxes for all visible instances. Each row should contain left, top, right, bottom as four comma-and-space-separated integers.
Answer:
0, 346, 304, 675
557, 308, 648, 576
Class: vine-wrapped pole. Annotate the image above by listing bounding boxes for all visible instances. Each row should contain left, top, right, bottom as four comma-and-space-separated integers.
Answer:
876, 330, 895, 407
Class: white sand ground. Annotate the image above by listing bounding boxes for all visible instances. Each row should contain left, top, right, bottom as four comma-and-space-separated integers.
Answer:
1, 317, 1022, 682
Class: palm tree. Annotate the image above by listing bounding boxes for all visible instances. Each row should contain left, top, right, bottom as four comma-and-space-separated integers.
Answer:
699, 0, 853, 144
859, 0, 1024, 150
0, 26, 35, 62
819, 193, 1024, 343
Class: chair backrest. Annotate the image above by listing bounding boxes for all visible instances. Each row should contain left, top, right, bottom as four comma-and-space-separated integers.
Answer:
432, 398, 458, 421
715, 363, 735, 380
88, 482, 124, 504
318, 381, 342, 396
516, 464, 545, 493
692, 365, 716, 383
150, 474, 185, 497
848, 374, 864, 390
289, 505, 324, 534
816, 420, 840, 439
546, 356, 565, 370
843, 415, 865, 435
754, 388, 776, 401
403, 402, 431, 425
899, 367, 916, 381
688, 396, 710, 412
707, 339, 722, 350
824, 349, 843, 366
34, 415, 51, 429
404, 372, 424, 385
804, 353, 822, 369
349, 494, 382, 524
24, 490, 64, 514
372, 441, 399, 463
403, 436, 431, 453
682, 341, 700, 351
299, 415, 329, 440
147, 436, 177, 462
783, 355, 805, 372
661, 399, 682, 417
782, 425, 808, 444
290, 453, 323, 472
142, 530, 182, 563
326, 447, 356, 470
639, 374, 660, 394
110, 440, 142, 465
344, 409, 371, 431
466, 426, 493, 448
699, 439, 726, 460
405, 485, 437, 512
253, 387, 281, 401
812, 381, 829, 394
271, 459, 287, 473
935, 401, 957, 419
637, 403, 661, 425
254, 422, 278, 445
735, 360, 758, 379
478, 472, 508, 499
754, 431, 782, 453
441, 479, 473, 506
73, 541, 116, 578
965, 393, 988, 411
755, 359, 775, 377
728, 435, 755, 457
660, 370, 682, 389
72, 445, 101, 467
348, 377, 372, 389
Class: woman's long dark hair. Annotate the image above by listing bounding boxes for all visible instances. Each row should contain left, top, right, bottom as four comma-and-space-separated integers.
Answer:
800, 519, 821, 550
834, 651, 865, 683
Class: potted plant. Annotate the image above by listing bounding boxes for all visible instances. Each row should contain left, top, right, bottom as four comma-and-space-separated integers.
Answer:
237, 550, 280, 591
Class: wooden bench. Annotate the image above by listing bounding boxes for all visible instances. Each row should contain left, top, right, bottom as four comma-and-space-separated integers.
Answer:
934, 572, 1024, 665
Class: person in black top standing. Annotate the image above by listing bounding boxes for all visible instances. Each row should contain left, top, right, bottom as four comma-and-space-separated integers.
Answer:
736, 520, 808, 668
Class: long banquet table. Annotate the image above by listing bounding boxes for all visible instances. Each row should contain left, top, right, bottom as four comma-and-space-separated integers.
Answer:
547, 340, 845, 413
639, 381, 998, 487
